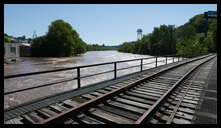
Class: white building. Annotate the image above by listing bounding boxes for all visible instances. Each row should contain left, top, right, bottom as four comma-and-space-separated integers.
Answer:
4, 43, 21, 57
4, 43, 31, 57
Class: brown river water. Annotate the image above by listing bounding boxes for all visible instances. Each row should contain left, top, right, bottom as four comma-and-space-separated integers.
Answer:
4, 50, 176, 109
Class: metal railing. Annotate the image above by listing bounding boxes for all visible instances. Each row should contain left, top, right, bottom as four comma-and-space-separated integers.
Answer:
4, 54, 184, 96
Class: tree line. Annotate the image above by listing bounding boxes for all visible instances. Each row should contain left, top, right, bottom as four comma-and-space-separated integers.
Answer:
118, 13, 217, 57
87, 44, 118, 51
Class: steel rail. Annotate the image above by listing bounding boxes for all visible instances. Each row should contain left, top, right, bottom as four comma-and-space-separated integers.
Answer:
166, 79, 193, 124
135, 55, 215, 124
165, 59, 205, 124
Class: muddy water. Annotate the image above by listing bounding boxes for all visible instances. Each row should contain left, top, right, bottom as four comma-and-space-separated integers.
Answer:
4, 51, 176, 109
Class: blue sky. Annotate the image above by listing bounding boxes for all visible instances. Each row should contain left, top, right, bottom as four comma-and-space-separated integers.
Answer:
4, 4, 216, 45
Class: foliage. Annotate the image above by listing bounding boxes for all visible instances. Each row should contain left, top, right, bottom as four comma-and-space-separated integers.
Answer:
118, 42, 135, 53
31, 36, 47, 56
87, 44, 118, 51
176, 38, 208, 57
118, 12, 217, 57
31, 20, 87, 57
176, 24, 196, 40
189, 14, 208, 33
149, 25, 176, 55
205, 19, 217, 52
118, 25, 177, 56
16, 35, 26, 40
4, 34, 12, 43
176, 13, 217, 55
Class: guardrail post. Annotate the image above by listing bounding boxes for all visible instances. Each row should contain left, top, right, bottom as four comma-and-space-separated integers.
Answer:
178, 56, 179, 62
114, 62, 117, 79
155, 57, 157, 67
166, 56, 167, 65
141, 59, 143, 72
173, 56, 174, 63
77, 67, 80, 88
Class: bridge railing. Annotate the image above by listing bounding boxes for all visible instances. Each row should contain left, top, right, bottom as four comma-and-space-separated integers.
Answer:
4, 54, 185, 96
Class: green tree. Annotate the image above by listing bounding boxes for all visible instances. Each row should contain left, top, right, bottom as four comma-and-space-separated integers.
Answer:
176, 38, 207, 57
176, 24, 196, 40
205, 19, 217, 52
189, 14, 208, 33
148, 25, 176, 55
31, 36, 48, 56
118, 42, 135, 53
138, 34, 150, 54
176, 24, 208, 57
31, 20, 86, 57
118, 25, 176, 56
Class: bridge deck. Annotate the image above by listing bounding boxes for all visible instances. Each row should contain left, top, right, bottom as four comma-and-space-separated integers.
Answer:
4, 56, 217, 124
193, 57, 217, 124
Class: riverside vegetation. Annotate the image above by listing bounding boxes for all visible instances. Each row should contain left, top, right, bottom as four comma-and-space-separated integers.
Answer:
118, 13, 217, 57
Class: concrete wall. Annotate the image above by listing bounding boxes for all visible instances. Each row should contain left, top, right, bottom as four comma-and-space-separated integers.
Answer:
4, 43, 20, 57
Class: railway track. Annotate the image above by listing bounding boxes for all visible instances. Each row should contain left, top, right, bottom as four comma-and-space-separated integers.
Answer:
4, 54, 216, 124
138, 57, 214, 124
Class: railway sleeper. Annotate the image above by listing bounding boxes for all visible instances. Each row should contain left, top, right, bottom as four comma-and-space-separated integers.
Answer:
134, 87, 165, 95
106, 99, 145, 114
125, 91, 158, 101
98, 103, 140, 120
171, 94, 200, 101
152, 77, 178, 83
74, 113, 106, 124
86, 108, 134, 124
131, 89, 162, 98
163, 105, 195, 115
4, 116, 24, 124
141, 84, 171, 91
160, 108, 194, 121
81, 94, 98, 100
119, 94, 155, 105
113, 97, 152, 109
139, 84, 170, 91
165, 99, 197, 109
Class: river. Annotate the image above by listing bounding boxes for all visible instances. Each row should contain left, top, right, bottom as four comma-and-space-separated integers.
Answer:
4, 50, 176, 109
